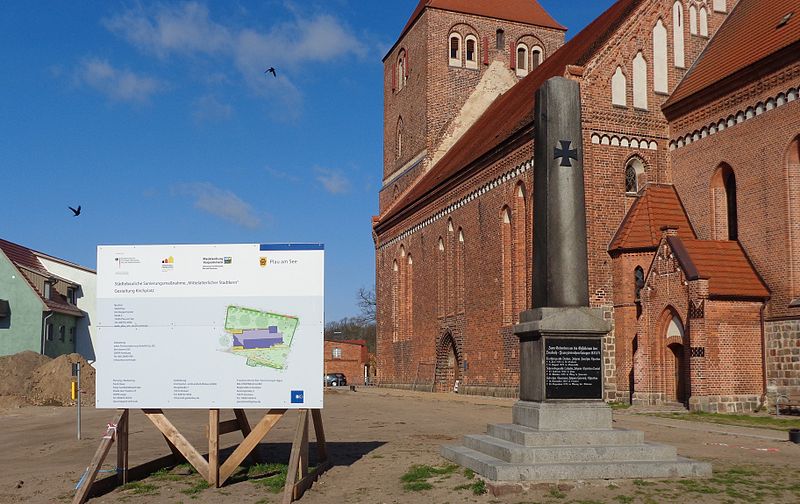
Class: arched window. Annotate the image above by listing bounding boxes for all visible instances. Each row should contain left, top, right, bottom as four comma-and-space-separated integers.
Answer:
673, 2, 686, 68
787, 136, 800, 299
447, 219, 455, 315
711, 164, 738, 240
653, 19, 668, 94
396, 117, 403, 160
501, 207, 513, 324
449, 33, 462, 67
465, 35, 478, 69
392, 260, 399, 342
626, 157, 645, 194
457, 229, 465, 313
689, 5, 698, 35
496, 29, 505, 49
699, 7, 709, 37
396, 50, 407, 90
634, 266, 645, 301
513, 184, 527, 315
406, 254, 413, 340
713, 0, 726, 13
516, 44, 528, 77
633, 52, 648, 110
437, 237, 445, 318
531, 46, 543, 69
612, 66, 627, 107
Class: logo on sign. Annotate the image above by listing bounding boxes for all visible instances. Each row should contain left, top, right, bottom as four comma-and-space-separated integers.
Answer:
259, 257, 268, 268
161, 256, 175, 272
290, 390, 304, 404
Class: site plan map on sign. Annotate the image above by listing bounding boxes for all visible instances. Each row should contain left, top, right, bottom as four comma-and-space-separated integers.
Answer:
224, 305, 299, 369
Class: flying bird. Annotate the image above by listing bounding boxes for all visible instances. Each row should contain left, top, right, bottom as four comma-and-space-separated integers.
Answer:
265, 67, 277, 78
69, 205, 81, 217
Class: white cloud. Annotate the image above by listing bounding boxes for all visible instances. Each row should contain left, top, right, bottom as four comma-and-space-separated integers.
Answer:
265, 166, 300, 183
192, 94, 233, 122
74, 58, 163, 103
173, 182, 262, 228
314, 167, 351, 194
102, 3, 231, 59
103, 2, 366, 108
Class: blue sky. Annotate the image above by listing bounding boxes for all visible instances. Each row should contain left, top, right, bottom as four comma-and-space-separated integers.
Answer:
0, 1, 613, 322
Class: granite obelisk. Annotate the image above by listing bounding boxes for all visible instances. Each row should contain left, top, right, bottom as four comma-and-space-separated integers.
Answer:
441, 77, 710, 482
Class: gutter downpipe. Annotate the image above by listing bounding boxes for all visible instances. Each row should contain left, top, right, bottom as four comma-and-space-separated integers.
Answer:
41, 311, 53, 355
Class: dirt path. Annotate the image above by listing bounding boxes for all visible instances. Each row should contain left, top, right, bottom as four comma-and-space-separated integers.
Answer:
1, 387, 798, 503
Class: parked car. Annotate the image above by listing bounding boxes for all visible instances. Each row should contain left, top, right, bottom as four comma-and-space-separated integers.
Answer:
324, 373, 347, 387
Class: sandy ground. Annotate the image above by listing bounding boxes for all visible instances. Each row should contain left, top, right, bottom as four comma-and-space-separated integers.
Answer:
1, 387, 799, 504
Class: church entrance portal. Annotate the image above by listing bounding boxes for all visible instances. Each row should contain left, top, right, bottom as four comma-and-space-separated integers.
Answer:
434, 332, 461, 392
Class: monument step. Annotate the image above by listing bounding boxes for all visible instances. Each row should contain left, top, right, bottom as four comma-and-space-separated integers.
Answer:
488, 423, 644, 447
463, 434, 677, 464
441, 445, 712, 482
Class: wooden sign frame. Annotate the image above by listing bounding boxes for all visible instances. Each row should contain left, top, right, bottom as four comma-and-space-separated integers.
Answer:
72, 408, 329, 504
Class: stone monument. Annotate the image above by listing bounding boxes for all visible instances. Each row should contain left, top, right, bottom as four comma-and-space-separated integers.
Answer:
442, 77, 710, 482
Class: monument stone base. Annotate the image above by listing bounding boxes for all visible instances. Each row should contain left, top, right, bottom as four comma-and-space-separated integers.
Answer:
441, 402, 711, 481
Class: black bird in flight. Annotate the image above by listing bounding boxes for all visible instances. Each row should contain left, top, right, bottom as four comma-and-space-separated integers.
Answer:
265, 67, 277, 78
69, 205, 81, 217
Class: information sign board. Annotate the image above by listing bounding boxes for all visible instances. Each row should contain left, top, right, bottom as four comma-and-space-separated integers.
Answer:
95, 243, 324, 409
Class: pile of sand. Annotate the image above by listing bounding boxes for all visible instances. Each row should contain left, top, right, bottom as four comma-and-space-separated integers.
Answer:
0, 351, 96, 408
0, 351, 51, 405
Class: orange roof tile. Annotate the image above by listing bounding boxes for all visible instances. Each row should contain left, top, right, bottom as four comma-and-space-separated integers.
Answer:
399, 0, 565, 42
668, 237, 770, 299
377, 0, 645, 230
665, 0, 800, 110
609, 185, 696, 251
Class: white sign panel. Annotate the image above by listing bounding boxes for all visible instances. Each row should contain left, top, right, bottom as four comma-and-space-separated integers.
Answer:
95, 243, 324, 409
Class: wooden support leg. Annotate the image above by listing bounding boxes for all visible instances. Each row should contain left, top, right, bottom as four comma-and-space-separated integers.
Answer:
233, 409, 264, 463
208, 409, 220, 487
116, 409, 129, 485
310, 409, 328, 463
218, 409, 286, 485
72, 409, 126, 504
282, 410, 309, 504
143, 409, 210, 481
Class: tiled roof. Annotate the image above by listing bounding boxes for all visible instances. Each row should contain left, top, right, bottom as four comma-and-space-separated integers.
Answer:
0, 238, 85, 317
667, 237, 770, 299
665, 0, 800, 110
378, 0, 645, 229
398, 0, 566, 43
609, 185, 696, 251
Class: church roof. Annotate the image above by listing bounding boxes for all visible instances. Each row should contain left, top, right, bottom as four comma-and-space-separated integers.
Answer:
609, 185, 696, 252
664, 0, 800, 113
399, 0, 566, 42
377, 0, 645, 230
667, 237, 770, 299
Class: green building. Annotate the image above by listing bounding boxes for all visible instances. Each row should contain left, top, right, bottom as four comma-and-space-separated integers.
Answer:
0, 238, 85, 357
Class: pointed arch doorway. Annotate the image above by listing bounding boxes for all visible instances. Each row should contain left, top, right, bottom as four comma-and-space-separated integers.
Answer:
663, 313, 688, 405
435, 331, 461, 392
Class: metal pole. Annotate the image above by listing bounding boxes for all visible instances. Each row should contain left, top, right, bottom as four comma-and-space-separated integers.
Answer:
77, 363, 82, 440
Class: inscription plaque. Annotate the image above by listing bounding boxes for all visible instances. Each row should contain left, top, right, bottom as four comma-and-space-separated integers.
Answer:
544, 337, 602, 400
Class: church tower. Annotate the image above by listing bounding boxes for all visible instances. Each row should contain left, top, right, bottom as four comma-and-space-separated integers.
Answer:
380, 0, 566, 213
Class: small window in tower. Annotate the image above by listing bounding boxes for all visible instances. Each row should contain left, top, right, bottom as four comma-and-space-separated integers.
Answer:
449, 34, 462, 67
465, 36, 478, 69
531, 46, 543, 69
496, 29, 505, 49
634, 266, 645, 301
625, 158, 645, 194
397, 50, 407, 90
516, 44, 528, 77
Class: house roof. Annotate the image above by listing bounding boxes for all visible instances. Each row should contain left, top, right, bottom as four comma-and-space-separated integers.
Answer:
398, 0, 565, 43
377, 0, 645, 230
609, 185, 696, 251
667, 237, 770, 299
664, 0, 800, 111
0, 238, 85, 317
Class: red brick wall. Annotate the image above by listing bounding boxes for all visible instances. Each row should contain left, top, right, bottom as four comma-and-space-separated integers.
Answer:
324, 341, 366, 385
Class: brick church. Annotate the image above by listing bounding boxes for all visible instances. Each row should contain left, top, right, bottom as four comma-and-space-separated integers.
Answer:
372, 0, 800, 413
